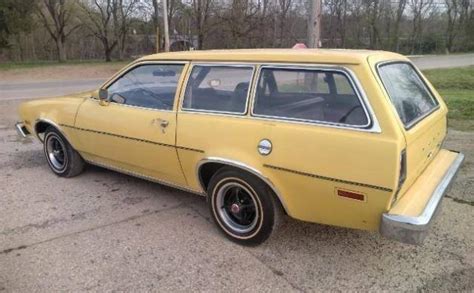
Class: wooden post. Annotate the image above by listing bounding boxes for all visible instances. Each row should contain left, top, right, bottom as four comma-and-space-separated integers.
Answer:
308, 0, 322, 48
162, 0, 170, 52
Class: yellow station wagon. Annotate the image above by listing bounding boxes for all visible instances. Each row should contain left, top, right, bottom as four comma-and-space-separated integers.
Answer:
16, 49, 464, 245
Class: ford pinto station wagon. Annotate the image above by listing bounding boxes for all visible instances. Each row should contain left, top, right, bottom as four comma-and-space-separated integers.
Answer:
16, 49, 464, 245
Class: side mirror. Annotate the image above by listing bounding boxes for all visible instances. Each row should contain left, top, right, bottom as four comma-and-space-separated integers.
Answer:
98, 88, 109, 106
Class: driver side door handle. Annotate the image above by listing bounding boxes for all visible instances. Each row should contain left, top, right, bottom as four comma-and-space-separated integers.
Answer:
152, 118, 169, 133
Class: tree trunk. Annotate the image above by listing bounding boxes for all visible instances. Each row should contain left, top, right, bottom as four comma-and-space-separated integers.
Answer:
56, 38, 67, 62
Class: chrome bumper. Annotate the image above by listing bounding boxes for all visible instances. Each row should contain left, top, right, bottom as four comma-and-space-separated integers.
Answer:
15, 122, 30, 138
380, 152, 464, 245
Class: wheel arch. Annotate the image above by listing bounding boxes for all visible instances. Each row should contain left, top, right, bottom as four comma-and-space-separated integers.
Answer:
34, 118, 69, 143
196, 157, 289, 215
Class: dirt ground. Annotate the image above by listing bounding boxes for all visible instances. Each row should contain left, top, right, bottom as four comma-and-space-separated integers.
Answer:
0, 66, 473, 291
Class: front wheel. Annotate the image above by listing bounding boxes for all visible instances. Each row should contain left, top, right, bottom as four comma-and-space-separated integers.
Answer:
207, 168, 283, 245
43, 126, 85, 177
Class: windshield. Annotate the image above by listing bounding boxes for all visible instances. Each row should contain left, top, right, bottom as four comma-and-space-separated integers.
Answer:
378, 62, 439, 128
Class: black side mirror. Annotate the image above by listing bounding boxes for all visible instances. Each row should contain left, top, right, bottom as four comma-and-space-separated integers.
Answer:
98, 88, 109, 106
99, 88, 108, 100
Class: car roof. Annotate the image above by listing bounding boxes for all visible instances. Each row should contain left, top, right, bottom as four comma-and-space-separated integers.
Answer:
138, 49, 406, 65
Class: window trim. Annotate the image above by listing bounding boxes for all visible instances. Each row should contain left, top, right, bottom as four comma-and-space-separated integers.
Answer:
180, 63, 257, 116
375, 60, 440, 130
97, 61, 188, 112
250, 64, 375, 130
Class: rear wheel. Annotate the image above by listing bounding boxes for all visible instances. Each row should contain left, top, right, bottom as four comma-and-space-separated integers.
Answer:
207, 168, 283, 245
43, 126, 85, 177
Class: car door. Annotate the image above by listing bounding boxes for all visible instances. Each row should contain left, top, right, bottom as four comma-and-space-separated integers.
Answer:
74, 62, 189, 186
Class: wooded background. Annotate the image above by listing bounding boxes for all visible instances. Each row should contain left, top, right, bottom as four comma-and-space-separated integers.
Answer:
0, 0, 473, 62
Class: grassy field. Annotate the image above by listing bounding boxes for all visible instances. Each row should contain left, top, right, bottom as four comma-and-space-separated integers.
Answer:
423, 66, 474, 130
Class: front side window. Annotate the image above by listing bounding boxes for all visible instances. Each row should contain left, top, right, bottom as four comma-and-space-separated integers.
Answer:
253, 68, 369, 126
378, 62, 438, 127
182, 65, 254, 114
107, 64, 184, 110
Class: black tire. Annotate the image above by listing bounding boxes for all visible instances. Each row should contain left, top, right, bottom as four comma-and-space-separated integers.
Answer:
43, 126, 85, 177
207, 167, 283, 245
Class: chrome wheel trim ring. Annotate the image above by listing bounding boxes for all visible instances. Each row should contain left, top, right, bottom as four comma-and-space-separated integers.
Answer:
45, 133, 68, 172
214, 180, 260, 234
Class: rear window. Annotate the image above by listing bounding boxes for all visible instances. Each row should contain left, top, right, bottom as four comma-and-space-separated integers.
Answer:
182, 65, 253, 114
253, 68, 369, 126
378, 62, 438, 127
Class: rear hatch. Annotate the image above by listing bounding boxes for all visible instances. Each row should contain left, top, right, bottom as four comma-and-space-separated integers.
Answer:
375, 61, 448, 198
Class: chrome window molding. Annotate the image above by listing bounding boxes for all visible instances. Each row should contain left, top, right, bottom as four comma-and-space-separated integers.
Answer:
375, 60, 440, 131
89, 98, 176, 113
180, 63, 257, 116
249, 64, 382, 133
195, 157, 289, 215
93, 61, 189, 112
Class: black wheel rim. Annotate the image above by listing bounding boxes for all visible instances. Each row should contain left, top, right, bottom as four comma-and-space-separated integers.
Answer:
216, 182, 259, 233
45, 134, 67, 171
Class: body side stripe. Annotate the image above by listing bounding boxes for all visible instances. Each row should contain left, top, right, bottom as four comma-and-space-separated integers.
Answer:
263, 164, 393, 192
59, 124, 204, 153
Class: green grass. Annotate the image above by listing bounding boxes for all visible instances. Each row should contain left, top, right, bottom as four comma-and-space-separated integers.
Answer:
0, 60, 130, 70
423, 66, 474, 130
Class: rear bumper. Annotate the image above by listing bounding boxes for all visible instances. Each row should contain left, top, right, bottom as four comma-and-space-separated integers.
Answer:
380, 151, 464, 245
15, 122, 30, 138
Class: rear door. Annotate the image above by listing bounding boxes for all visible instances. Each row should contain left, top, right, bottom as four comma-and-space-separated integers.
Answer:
74, 62, 189, 186
375, 61, 448, 195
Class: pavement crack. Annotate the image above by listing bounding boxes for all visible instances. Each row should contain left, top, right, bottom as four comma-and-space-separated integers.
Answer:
243, 250, 304, 292
446, 195, 474, 207
0, 203, 185, 256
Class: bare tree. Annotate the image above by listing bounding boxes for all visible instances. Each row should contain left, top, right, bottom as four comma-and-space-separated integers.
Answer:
445, 0, 461, 53
112, 0, 139, 59
82, 0, 118, 62
391, 0, 407, 51
409, 0, 434, 53
37, 0, 80, 62
191, 0, 213, 49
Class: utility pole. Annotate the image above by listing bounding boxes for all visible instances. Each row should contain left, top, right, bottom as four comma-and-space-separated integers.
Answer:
308, 0, 322, 48
162, 0, 170, 52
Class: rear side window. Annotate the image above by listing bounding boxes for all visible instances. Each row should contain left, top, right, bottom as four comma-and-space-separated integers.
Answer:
182, 65, 254, 114
378, 62, 438, 127
253, 68, 369, 126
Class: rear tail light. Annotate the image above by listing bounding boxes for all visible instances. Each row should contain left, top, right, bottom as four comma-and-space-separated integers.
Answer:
392, 149, 407, 206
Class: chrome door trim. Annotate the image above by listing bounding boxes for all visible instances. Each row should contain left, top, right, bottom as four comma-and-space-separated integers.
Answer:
249, 64, 381, 133
180, 62, 257, 116
100, 60, 189, 89
94, 61, 189, 112
196, 157, 289, 214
